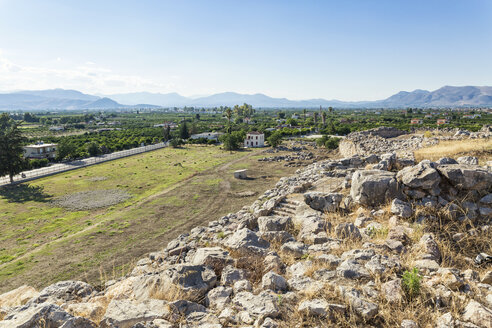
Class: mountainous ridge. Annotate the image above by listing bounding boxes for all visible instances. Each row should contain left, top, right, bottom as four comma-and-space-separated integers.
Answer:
1, 86, 492, 110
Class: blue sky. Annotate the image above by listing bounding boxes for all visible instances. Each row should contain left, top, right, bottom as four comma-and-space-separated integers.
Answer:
0, 0, 491, 100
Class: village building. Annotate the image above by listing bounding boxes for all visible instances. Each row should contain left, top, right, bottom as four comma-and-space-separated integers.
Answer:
23, 142, 58, 159
154, 122, 178, 128
244, 131, 264, 148
190, 132, 223, 141
437, 118, 449, 125
410, 118, 423, 125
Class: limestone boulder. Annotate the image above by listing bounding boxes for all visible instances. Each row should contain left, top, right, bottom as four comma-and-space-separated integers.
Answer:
100, 299, 168, 328
192, 247, 233, 274
397, 161, 441, 190
32, 281, 94, 304
457, 156, 479, 165
350, 170, 400, 206
391, 198, 413, 218
461, 300, 492, 327
0, 303, 85, 328
223, 228, 269, 256
232, 291, 280, 320
261, 271, 287, 292
437, 165, 492, 190
258, 216, 292, 232
157, 264, 216, 301
304, 192, 343, 212
0, 285, 39, 308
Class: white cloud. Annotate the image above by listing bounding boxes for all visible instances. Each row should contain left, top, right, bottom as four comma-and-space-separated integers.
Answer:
0, 53, 176, 94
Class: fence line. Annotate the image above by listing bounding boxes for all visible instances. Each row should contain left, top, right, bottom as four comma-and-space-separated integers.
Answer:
0, 142, 169, 186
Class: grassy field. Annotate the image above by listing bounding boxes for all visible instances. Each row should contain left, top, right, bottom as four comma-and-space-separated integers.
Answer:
0, 145, 302, 292
414, 138, 492, 163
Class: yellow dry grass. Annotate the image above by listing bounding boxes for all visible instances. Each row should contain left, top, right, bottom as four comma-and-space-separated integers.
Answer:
414, 138, 492, 164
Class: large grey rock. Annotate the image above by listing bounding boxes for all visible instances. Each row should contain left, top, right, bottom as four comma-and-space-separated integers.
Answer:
280, 241, 307, 259
220, 265, 246, 286
336, 259, 370, 280
335, 222, 361, 240
350, 170, 400, 206
205, 287, 232, 310
304, 192, 343, 212
419, 233, 441, 263
100, 299, 168, 328
32, 280, 94, 304
0, 285, 39, 308
436, 157, 458, 165
462, 300, 492, 327
157, 264, 216, 301
298, 299, 328, 317
261, 271, 287, 292
397, 161, 441, 189
339, 286, 378, 320
258, 216, 292, 232
437, 165, 492, 190
232, 291, 280, 320
60, 317, 97, 328
224, 228, 269, 255
381, 279, 403, 304
0, 303, 77, 328
391, 198, 413, 218
192, 247, 233, 274
457, 156, 479, 165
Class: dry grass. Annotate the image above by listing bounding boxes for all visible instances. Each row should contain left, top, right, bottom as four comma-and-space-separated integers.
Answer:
414, 138, 492, 163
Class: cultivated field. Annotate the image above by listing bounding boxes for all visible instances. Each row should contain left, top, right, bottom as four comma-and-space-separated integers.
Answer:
0, 145, 309, 292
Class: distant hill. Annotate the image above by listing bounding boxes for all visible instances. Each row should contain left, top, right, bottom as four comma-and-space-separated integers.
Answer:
1, 86, 492, 110
106, 92, 190, 106
0, 89, 125, 110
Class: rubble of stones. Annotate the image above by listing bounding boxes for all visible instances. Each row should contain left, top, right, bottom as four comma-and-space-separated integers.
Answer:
258, 152, 315, 166
2, 149, 492, 327
339, 126, 492, 158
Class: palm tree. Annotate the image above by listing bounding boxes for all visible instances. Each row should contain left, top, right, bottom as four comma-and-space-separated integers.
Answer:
303, 109, 307, 122
225, 107, 233, 133
321, 111, 327, 126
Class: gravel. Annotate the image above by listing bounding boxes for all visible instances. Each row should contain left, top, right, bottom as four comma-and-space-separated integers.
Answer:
51, 189, 132, 211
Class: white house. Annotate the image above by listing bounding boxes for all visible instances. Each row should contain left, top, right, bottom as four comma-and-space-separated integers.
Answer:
190, 132, 223, 141
23, 142, 57, 159
244, 131, 264, 148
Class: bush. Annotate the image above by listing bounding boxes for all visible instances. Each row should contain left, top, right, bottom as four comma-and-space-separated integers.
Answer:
220, 131, 245, 151
29, 158, 49, 169
402, 267, 422, 299
324, 137, 340, 150
315, 135, 341, 149
170, 138, 183, 148
267, 131, 283, 148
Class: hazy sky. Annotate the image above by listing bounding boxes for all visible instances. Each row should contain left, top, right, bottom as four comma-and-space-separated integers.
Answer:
0, 0, 491, 100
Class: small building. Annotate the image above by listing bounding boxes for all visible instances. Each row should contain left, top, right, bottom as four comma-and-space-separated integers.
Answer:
49, 126, 64, 131
410, 119, 423, 125
244, 131, 264, 148
291, 114, 299, 119
23, 142, 57, 159
154, 122, 178, 128
234, 169, 248, 179
437, 118, 449, 125
424, 114, 433, 118
190, 132, 223, 141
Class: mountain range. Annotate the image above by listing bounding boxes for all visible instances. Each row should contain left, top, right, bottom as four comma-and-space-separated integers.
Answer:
1, 86, 492, 110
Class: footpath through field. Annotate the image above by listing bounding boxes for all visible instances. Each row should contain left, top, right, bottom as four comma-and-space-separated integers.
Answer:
0, 142, 168, 186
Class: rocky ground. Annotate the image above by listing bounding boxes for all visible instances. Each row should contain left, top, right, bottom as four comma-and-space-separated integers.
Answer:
1, 137, 492, 327
339, 126, 492, 158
